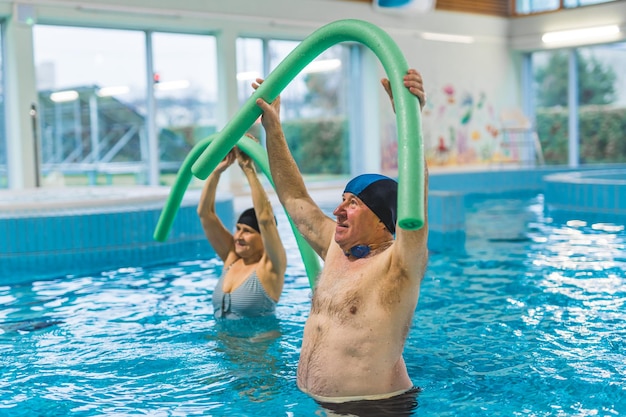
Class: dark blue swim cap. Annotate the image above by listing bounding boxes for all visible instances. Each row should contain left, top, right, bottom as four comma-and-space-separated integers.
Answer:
343, 174, 398, 235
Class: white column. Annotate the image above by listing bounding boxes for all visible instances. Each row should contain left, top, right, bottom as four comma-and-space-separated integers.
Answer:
354, 47, 382, 175
5, 14, 39, 189
215, 28, 243, 193
145, 31, 159, 186
568, 49, 579, 168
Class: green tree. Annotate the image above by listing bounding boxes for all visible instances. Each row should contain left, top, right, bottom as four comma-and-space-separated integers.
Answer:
534, 51, 617, 107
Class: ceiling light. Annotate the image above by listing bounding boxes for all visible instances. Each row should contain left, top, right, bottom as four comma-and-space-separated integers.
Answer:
236, 71, 262, 81
421, 32, 475, 44
542, 25, 620, 44
50, 90, 79, 103
97, 86, 130, 97
301, 59, 342, 74
154, 80, 191, 91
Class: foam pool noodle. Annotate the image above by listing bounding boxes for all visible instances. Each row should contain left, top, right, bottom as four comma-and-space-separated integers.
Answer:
154, 18, 425, 288
153, 134, 322, 288
191, 18, 424, 230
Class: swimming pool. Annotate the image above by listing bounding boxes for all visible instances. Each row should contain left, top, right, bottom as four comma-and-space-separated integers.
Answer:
1, 193, 625, 416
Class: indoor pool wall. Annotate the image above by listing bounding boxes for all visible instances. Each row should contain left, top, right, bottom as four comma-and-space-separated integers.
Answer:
427, 164, 626, 252
0, 187, 229, 285
543, 168, 626, 223
2, 164, 625, 283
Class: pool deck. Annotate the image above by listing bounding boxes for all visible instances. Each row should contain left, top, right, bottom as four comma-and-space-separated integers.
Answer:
0, 186, 174, 215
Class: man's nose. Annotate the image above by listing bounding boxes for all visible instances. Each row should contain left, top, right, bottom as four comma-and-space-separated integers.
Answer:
333, 202, 346, 216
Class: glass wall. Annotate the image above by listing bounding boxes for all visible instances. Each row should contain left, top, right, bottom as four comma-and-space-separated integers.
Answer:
564, 0, 616, 7
516, 0, 559, 14
532, 50, 570, 164
0, 25, 5, 188
151, 32, 218, 180
236, 38, 351, 176
532, 41, 626, 164
516, 0, 616, 14
577, 42, 626, 163
33, 26, 147, 186
32, 25, 217, 186
236, 37, 263, 107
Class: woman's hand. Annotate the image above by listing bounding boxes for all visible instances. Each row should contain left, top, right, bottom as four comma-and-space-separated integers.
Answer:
235, 136, 255, 172
215, 149, 236, 174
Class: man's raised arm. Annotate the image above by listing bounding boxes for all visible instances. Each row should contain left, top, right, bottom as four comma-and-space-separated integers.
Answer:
254, 81, 335, 259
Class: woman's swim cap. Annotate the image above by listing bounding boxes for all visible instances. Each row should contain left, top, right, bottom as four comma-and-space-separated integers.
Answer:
237, 208, 260, 233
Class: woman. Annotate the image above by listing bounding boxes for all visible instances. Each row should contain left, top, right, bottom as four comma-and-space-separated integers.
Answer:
197, 141, 287, 319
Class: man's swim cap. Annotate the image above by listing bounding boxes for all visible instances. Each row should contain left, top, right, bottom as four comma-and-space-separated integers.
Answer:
237, 208, 260, 233
343, 173, 398, 235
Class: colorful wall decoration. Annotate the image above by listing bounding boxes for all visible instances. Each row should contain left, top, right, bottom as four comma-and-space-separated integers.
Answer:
381, 82, 530, 170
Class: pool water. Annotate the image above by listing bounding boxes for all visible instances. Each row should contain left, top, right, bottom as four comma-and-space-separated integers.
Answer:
1, 194, 625, 416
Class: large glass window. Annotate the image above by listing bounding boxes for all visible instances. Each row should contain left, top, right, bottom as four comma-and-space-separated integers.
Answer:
236, 38, 351, 176
33, 26, 217, 187
533, 50, 570, 164
531, 41, 626, 165
236, 38, 263, 107
151, 32, 218, 183
34, 26, 147, 186
564, 0, 616, 6
577, 43, 626, 163
0, 25, 5, 188
516, 0, 616, 14
516, 0, 559, 14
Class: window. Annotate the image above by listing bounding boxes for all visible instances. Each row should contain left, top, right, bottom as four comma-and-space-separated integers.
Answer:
577, 43, 626, 164
236, 38, 351, 176
532, 50, 571, 164
151, 32, 218, 179
516, 0, 616, 14
34, 25, 147, 186
531, 41, 626, 164
564, 0, 616, 6
33, 25, 218, 186
516, 0, 559, 14
0, 25, 5, 188
236, 38, 263, 107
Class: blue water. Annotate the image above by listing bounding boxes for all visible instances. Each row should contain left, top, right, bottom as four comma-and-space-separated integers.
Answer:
1, 194, 625, 416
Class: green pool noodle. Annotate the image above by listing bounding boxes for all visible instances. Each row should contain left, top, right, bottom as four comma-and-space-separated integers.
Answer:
154, 18, 425, 288
191, 18, 424, 230
153, 134, 322, 288
153, 133, 217, 243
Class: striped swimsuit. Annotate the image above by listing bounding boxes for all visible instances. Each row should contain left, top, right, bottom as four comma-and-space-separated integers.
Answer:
212, 268, 276, 319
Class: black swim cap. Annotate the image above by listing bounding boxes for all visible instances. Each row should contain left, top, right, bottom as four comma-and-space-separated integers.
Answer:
343, 174, 398, 235
237, 208, 260, 233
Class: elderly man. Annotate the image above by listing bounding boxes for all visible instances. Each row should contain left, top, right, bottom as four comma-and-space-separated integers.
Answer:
255, 69, 428, 412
